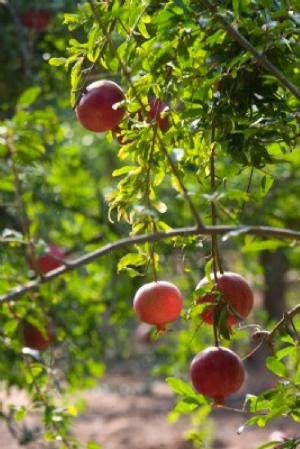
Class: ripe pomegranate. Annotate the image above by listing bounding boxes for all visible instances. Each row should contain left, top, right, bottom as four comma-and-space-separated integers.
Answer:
22, 321, 53, 351
20, 10, 51, 31
133, 281, 183, 331
30, 244, 65, 274
76, 80, 125, 132
190, 346, 245, 404
197, 272, 253, 328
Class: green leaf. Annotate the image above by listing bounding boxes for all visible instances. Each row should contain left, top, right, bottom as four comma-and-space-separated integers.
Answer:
204, 258, 214, 285
87, 441, 102, 449
261, 175, 274, 194
14, 406, 27, 422
153, 201, 167, 213
70, 57, 84, 107
18, 87, 41, 107
87, 25, 101, 62
232, 0, 240, 16
138, 21, 150, 39
112, 166, 141, 177
256, 442, 280, 449
242, 240, 286, 253
117, 253, 147, 272
49, 58, 67, 67
3, 320, 18, 335
63, 13, 79, 24
166, 377, 198, 398
266, 356, 287, 377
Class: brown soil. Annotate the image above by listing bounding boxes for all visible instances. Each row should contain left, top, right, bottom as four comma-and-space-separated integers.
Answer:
0, 370, 298, 449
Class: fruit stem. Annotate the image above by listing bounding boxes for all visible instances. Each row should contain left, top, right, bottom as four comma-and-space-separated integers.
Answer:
212, 308, 219, 347
145, 132, 159, 283
150, 242, 158, 282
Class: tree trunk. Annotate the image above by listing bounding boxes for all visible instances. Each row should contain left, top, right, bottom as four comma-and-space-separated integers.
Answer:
260, 249, 288, 320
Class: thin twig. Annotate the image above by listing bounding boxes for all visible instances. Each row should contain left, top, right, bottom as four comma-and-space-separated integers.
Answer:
269, 304, 300, 339
199, 0, 300, 101
251, 304, 300, 346
146, 126, 159, 282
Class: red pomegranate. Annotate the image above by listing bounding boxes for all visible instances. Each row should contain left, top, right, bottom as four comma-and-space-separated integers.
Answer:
197, 272, 253, 328
190, 346, 245, 404
20, 10, 51, 31
133, 281, 183, 331
30, 244, 65, 274
76, 80, 125, 132
22, 321, 53, 351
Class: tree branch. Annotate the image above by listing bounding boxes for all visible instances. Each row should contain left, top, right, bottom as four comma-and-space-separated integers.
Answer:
200, 0, 300, 102
1, 223, 300, 303
269, 303, 300, 339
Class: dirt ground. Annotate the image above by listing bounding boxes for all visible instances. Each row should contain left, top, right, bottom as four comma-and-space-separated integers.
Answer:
0, 368, 298, 449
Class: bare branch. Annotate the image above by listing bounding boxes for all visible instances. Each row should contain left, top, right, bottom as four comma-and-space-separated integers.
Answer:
269, 303, 300, 338
1, 223, 300, 303
200, 0, 300, 101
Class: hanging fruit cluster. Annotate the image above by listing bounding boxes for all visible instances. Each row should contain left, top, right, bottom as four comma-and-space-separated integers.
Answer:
73, 79, 254, 404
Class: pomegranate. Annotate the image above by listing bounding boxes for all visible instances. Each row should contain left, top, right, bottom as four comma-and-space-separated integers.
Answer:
20, 10, 51, 31
30, 244, 65, 274
197, 272, 253, 328
133, 281, 183, 331
22, 321, 53, 351
76, 80, 125, 132
190, 346, 245, 404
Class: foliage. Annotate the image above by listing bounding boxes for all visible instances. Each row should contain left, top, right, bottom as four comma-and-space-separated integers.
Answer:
0, 0, 299, 448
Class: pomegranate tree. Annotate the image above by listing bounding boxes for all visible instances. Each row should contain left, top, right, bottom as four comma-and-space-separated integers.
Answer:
76, 80, 125, 132
197, 271, 253, 328
190, 346, 245, 404
133, 281, 183, 331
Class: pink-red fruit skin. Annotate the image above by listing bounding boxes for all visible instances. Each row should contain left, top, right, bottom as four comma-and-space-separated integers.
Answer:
197, 271, 253, 327
76, 80, 125, 132
190, 346, 245, 404
20, 10, 51, 31
133, 281, 183, 330
30, 244, 64, 274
